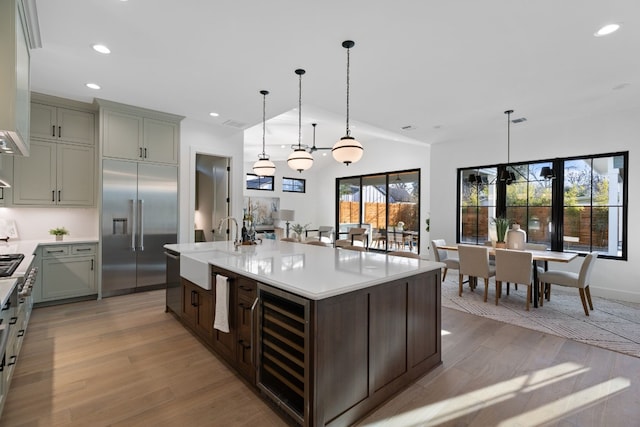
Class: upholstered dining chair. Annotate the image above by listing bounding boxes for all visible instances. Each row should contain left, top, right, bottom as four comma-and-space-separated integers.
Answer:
457, 244, 496, 302
537, 252, 598, 316
280, 237, 297, 242
431, 239, 460, 282
387, 251, 420, 259
335, 227, 368, 248
306, 240, 329, 247
495, 249, 534, 310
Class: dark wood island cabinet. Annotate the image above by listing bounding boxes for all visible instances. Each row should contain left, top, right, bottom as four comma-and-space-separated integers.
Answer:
167, 241, 443, 427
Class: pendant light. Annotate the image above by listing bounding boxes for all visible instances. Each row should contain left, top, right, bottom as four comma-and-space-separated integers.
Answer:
499, 109, 516, 184
540, 165, 555, 180
332, 40, 363, 166
287, 69, 314, 173
252, 90, 276, 176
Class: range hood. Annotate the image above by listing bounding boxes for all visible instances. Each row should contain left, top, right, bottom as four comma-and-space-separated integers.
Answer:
0, 0, 41, 156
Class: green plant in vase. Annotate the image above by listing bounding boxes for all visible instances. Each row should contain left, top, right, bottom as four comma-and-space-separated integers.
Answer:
49, 227, 69, 241
491, 217, 510, 247
290, 223, 310, 241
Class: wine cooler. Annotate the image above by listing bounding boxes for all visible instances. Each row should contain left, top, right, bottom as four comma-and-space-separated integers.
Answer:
256, 283, 310, 425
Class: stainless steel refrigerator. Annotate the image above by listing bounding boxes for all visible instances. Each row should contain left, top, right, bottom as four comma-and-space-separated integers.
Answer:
102, 159, 178, 296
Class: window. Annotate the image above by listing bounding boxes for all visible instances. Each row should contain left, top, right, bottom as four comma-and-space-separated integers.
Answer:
246, 173, 273, 191
457, 152, 627, 260
282, 177, 306, 193
336, 169, 420, 253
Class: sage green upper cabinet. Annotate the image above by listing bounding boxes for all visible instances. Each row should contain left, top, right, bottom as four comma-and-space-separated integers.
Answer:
30, 103, 95, 146
0, 0, 31, 156
97, 99, 183, 165
12, 140, 95, 206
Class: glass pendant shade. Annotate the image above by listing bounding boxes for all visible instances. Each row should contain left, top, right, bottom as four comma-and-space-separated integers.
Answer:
253, 155, 276, 176
287, 148, 314, 173
332, 136, 363, 165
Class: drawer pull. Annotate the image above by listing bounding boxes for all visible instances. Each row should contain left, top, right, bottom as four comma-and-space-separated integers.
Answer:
238, 339, 251, 350
9, 317, 17, 325
76, 248, 92, 251
7, 355, 17, 366
47, 250, 65, 253
239, 285, 254, 292
17, 330, 25, 337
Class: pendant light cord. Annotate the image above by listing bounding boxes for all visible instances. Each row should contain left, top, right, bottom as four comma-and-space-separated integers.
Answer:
345, 44, 351, 137
298, 71, 303, 148
261, 91, 267, 156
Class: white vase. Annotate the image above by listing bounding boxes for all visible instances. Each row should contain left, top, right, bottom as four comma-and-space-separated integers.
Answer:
506, 224, 526, 250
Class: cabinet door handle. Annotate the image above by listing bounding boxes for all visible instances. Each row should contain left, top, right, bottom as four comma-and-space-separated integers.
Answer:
91, 259, 94, 271
250, 296, 258, 367
139, 147, 143, 158
238, 339, 250, 350
9, 317, 17, 325
238, 303, 251, 311
58, 126, 62, 138
17, 330, 25, 338
144, 148, 147, 158
52, 190, 55, 202
52, 125, 56, 137
58, 190, 61, 202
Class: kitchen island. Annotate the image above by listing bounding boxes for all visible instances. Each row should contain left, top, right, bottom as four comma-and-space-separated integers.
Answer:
165, 240, 444, 427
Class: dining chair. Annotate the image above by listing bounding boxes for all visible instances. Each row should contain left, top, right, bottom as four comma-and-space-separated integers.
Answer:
387, 251, 420, 259
457, 244, 496, 302
431, 239, 460, 282
306, 240, 329, 247
495, 249, 534, 310
537, 252, 598, 316
280, 237, 297, 242
335, 227, 368, 248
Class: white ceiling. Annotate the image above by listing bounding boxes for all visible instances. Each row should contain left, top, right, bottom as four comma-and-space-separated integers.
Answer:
30, 0, 639, 163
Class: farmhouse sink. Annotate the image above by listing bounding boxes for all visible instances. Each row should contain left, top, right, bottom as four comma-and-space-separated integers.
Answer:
179, 250, 241, 290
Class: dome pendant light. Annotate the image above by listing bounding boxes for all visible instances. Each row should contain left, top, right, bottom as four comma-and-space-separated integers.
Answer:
499, 109, 516, 185
332, 40, 363, 166
287, 69, 314, 173
252, 90, 276, 176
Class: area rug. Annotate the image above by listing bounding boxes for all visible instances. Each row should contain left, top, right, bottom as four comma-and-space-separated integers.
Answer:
441, 276, 640, 358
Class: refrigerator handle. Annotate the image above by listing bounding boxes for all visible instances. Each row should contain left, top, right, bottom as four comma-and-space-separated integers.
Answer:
139, 199, 145, 251
131, 199, 137, 251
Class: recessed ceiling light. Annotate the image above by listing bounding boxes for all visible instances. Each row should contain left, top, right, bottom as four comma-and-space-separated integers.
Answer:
209, 112, 219, 117
594, 23, 621, 37
280, 145, 286, 149
86, 83, 101, 90
92, 44, 111, 54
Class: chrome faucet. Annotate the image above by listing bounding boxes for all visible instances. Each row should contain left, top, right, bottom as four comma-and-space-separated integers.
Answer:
218, 217, 241, 250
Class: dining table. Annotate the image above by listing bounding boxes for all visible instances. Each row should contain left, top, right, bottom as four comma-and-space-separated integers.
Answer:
436, 244, 578, 308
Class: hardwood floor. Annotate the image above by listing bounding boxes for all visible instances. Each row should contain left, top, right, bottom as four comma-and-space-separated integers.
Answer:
2, 290, 639, 426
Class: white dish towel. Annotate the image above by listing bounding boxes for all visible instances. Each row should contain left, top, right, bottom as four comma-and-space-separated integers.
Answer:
213, 274, 230, 333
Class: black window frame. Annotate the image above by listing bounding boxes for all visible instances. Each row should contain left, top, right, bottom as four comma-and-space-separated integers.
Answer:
282, 177, 306, 193
456, 151, 628, 261
245, 173, 274, 191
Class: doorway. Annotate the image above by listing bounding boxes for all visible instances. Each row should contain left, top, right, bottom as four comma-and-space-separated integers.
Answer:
194, 154, 229, 242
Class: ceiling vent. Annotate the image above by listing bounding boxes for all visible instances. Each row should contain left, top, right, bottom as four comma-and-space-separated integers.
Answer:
222, 119, 247, 129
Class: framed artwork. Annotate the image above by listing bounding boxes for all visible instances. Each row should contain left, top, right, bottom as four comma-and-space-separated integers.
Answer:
244, 197, 279, 230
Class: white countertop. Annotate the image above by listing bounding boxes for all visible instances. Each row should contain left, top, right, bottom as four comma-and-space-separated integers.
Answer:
165, 240, 444, 300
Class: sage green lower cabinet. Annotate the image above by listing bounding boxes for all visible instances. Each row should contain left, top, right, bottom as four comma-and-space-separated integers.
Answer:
34, 243, 97, 303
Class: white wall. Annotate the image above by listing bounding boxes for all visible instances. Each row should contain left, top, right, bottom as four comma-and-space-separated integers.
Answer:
179, 118, 244, 244
430, 106, 639, 302
0, 207, 98, 240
